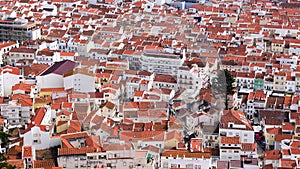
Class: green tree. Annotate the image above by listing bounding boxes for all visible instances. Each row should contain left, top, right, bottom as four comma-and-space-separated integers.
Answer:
211, 69, 235, 110
224, 69, 235, 94
0, 152, 16, 169
0, 132, 10, 147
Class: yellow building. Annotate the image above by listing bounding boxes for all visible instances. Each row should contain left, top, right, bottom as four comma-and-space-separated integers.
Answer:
55, 110, 71, 134
99, 101, 116, 118
33, 96, 51, 109
271, 39, 285, 53
273, 72, 286, 92
265, 128, 281, 150
164, 130, 182, 149
95, 73, 111, 86
39, 88, 65, 97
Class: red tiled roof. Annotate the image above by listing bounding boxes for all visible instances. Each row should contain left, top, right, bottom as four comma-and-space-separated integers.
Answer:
280, 159, 296, 168
58, 147, 97, 156
12, 83, 33, 93
0, 66, 20, 75
162, 150, 210, 159
220, 110, 253, 130
275, 134, 293, 142
67, 121, 82, 133
34, 159, 56, 169
165, 130, 182, 141
120, 131, 165, 142
33, 107, 47, 125
220, 136, 240, 144
242, 143, 256, 152
40, 88, 65, 92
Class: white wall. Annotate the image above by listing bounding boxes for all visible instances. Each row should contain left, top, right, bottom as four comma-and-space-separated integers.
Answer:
219, 128, 255, 144
23, 126, 60, 150
2, 73, 21, 96
64, 73, 95, 93
37, 74, 64, 90
161, 156, 210, 169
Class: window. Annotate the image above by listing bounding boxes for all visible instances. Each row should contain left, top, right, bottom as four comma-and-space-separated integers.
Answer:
163, 162, 168, 168
171, 164, 177, 168
186, 164, 193, 169
196, 165, 202, 169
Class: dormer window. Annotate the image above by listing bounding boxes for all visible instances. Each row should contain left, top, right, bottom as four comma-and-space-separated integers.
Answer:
228, 123, 234, 128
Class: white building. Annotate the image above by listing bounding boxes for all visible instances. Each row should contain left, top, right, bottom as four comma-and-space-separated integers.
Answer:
177, 65, 202, 93
275, 55, 298, 69
63, 68, 95, 93
78, 40, 95, 57
0, 66, 22, 96
88, 49, 110, 62
1, 101, 31, 128
21, 107, 60, 150
219, 110, 256, 160
140, 46, 185, 76
160, 150, 211, 169
36, 60, 77, 90
22, 125, 60, 150
35, 50, 60, 65
87, 150, 155, 169
57, 132, 100, 169
236, 71, 255, 92
0, 42, 19, 65
153, 74, 178, 91
60, 52, 76, 61
289, 44, 300, 55
126, 77, 141, 99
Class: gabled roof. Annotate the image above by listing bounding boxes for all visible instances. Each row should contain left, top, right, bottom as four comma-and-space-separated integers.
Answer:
120, 131, 165, 142
12, 83, 33, 93
39, 60, 77, 76
220, 110, 253, 130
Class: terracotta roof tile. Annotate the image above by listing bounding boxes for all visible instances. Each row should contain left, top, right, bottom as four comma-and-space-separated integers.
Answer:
220, 136, 240, 144
120, 131, 165, 142
264, 150, 281, 160
58, 147, 97, 156
220, 110, 253, 130
162, 150, 210, 159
